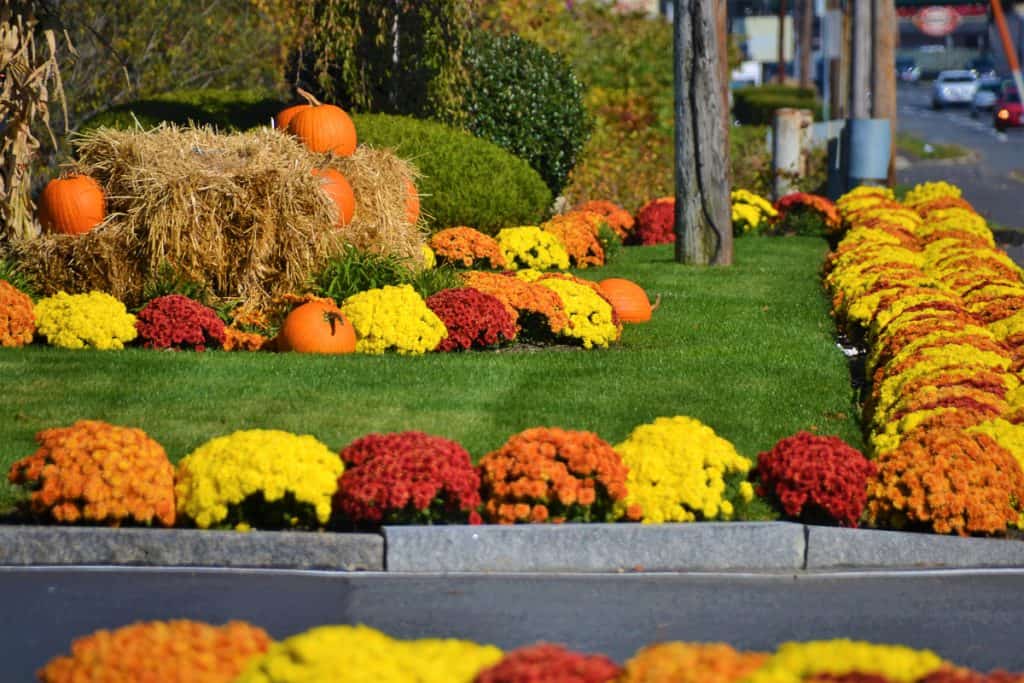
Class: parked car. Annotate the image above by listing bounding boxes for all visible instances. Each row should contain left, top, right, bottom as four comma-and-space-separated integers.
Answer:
971, 77, 1004, 116
994, 85, 1023, 131
967, 56, 998, 80
896, 56, 921, 83
931, 70, 977, 109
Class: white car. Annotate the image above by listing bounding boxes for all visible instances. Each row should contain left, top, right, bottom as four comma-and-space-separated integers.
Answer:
931, 70, 977, 109
971, 77, 1003, 116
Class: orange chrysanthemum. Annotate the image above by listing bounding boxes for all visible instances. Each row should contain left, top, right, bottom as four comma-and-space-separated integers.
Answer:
541, 216, 605, 268
866, 428, 1024, 536
0, 279, 34, 347
39, 620, 272, 683
8, 420, 176, 526
478, 427, 633, 524
618, 642, 769, 683
430, 227, 508, 269
574, 200, 635, 240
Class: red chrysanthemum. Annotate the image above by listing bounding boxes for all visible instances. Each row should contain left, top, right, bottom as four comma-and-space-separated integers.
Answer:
475, 643, 622, 683
756, 431, 876, 527
136, 294, 225, 351
426, 287, 518, 352
334, 431, 482, 525
632, 197, 675, 245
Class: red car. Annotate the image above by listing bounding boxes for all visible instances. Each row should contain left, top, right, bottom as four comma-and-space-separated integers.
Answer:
994, 85, 1022, 131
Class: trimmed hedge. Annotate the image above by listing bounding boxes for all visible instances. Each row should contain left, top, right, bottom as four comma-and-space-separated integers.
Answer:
733, 85, 822, 126
78, 88, 286, 133
355, 113, 552, 234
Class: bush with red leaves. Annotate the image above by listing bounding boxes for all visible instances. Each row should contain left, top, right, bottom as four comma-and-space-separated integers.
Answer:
756, 431, 876, 527
426, 287, 518, 351
474, 643, 622, 683
334, 431, 482, 525
136, 295, 225, 351
632, 197, 675, 245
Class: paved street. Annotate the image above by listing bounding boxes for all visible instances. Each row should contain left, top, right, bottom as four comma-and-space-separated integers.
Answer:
5, 566, 1024, 678
895, 82, 1024, 231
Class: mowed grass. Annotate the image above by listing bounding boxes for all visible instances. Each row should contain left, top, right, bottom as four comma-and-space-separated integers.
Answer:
0, 238, 862, 511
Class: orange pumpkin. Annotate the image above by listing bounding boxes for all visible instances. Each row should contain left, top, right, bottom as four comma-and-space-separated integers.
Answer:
37, 175, 106, 236
405, 178, 420, 225
274, 103, 311, 131
312, 168, 356, 227
597, 278, 654, 323
278, 300, 356, 354
286, 89, 356, 157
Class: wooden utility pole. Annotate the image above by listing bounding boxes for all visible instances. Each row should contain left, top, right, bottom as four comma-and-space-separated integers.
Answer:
777, 0, 787, 83
849, 0, 871, 118
674, 0, 732, 266
798, 0, 813, 89
871, 0, 898, 186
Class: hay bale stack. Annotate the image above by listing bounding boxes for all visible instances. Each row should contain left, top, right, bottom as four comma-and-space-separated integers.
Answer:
12, 124, 423, 310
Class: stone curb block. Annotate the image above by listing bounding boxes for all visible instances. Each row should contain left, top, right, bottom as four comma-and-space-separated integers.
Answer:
0, 527, 383, 571
806, 526, 1024, 570
383, 522, 806, 573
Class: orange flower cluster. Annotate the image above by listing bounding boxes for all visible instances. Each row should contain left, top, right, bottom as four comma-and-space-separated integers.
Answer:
618, 642, 769, 683
0, 279, 34, 347
866, 428, 1024, 535
463, 271, 570, 337
542, 214, 605, 268
477, 427, 636, 524
8, 420, 176, 526
430, 227, 508, 269
775, 192, 841, 234
39, 619, 272, 683
574, 200, 634, 240
223, 326, 270, 351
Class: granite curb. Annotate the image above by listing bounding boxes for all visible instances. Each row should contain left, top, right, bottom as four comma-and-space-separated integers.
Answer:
2, 523, 1024, 572
0, 527, 383, 571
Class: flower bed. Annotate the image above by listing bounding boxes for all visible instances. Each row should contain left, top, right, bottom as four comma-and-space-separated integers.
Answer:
825, 181, 1024, 536
38, 621, 1024, 683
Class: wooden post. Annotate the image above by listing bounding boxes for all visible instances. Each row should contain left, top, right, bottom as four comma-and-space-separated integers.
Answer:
871, 0, 898, 186
777, 0, 787, 83
799, 0, 813, 89
830, 0, 846, 120
674, 0, 732, 266
772, 108, 812, 201
992, 0, 1024, 104
849, 0, 871, 119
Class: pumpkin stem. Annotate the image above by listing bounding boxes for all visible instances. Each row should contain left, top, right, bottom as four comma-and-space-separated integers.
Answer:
650, 294, 662, 312
296, 88, 322, 108
325, 311, 344, 336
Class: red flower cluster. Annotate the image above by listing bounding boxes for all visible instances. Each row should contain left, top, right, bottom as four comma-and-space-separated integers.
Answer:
426, 287, 518, 352
335, 431, 482, 525
136, 294, 225, 351
474, 643, 622, 683
756, 431, 876, 527
632, 197, 675, 245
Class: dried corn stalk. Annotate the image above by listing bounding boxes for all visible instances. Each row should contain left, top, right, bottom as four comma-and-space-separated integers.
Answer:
1, 1, 69, 243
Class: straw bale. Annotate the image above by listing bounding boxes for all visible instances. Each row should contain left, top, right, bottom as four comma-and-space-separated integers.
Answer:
10, 124, 424, 310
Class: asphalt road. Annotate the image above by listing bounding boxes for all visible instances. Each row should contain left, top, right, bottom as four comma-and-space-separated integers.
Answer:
6, 566, 1024, 679
895, 82, 1024, 231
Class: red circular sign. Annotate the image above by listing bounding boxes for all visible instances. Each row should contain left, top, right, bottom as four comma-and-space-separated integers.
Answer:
913, 6, 961, 37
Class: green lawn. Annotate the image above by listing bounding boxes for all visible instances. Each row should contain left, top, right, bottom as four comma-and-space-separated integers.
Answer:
0, 238, 862, 511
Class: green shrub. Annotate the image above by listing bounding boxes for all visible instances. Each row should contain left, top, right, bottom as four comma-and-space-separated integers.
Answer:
78, 88, 286, 133
309, 245, 464, 303
355, 113, 552, 234
462, 31, 591, 197
733, 86, 823, 126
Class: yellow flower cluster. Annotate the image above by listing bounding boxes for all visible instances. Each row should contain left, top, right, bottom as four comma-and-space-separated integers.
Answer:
835, 185, 894, 214
421, 244, 436, 270
615, 416, 754, 523
968, 418, 1024, 472
742, 639, 945, 683
536, 278, 620, 349
903, 180, 962, 208
496, 226, 571, 271
341, 284, 448, 355
34, 291, 137, 350
175, 429, 343, 529
236, 624, 502, 683
731, 189, 777, 235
